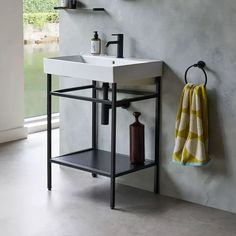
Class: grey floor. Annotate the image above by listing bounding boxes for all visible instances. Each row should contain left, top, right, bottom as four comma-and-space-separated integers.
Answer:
0, 131, 236, 236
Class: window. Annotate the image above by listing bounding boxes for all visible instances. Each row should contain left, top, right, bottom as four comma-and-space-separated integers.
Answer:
24, 0, 59, 118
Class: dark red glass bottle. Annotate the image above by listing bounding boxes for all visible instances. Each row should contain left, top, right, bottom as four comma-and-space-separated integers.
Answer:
130, 112, 145, 164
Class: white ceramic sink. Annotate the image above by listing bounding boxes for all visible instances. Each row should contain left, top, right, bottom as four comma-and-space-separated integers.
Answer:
44, 54, 163, 83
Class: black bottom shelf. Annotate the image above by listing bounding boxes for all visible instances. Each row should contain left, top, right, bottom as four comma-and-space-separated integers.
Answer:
51, 149, 156, 177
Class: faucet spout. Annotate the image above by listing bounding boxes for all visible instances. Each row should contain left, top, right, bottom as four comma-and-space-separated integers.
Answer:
105, 41, 118, 47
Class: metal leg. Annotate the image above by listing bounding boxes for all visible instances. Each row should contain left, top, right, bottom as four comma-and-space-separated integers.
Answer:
92, 81, 97, 178
110, 83, 117, 209
154, 77, 161, 194
47, 74, 52, 191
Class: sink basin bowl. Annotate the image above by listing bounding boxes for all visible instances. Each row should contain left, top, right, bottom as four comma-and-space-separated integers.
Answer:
44, 54, 163, 83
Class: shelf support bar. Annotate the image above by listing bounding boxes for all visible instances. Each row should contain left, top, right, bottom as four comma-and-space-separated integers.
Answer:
51, 91, 112, 105
47, 74, 52, 191
154, 76, 161, 194
110, 83, 117, 209
53, 85, 93, 93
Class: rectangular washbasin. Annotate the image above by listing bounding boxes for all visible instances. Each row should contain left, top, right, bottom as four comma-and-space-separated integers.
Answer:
44, 54, 163, 83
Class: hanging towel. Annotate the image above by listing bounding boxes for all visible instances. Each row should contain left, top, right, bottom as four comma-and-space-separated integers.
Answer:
172, 83, 209, 166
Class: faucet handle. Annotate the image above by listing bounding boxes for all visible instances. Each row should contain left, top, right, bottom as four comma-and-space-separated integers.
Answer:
112, 34, 124, 42
112, 33, 123, 36
111, 34, 124, 39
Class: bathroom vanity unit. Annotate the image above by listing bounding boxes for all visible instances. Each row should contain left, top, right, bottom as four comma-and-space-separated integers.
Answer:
44, 54, 163, 209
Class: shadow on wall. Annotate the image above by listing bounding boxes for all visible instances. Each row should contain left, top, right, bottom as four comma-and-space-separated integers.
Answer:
192, 65, 230, 178
200, 89, 230, 178
159, 63, 185, 195
161, 63, 185, 163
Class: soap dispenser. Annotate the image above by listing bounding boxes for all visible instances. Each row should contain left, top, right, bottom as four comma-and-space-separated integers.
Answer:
91, 31, 101, 55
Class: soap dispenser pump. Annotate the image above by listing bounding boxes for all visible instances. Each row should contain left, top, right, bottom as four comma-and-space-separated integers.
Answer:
91, 31, 101, 55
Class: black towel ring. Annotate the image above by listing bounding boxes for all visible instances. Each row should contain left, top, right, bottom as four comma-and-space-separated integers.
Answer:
184, 61, 207, 87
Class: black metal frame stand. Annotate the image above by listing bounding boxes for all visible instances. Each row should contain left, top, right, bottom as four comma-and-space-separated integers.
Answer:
47, 75, 161, 209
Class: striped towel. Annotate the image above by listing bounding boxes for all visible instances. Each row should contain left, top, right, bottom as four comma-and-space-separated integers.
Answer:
172, 83, 210, 166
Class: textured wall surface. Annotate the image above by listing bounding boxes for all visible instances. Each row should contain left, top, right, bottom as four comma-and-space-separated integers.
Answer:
59, 0, 236, 213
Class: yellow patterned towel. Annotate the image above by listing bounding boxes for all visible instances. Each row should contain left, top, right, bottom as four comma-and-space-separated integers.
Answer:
172, 83, 210, 166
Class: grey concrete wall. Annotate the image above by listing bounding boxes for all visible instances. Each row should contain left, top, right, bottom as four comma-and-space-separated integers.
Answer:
59, 0, 236, 213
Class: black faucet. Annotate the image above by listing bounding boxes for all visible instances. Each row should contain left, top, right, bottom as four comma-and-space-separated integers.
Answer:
101, 34, 124, 125
106, 34, 124, 58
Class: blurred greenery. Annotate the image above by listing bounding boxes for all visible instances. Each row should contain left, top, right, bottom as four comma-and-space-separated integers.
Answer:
23, 0, 58, 13
23, 0, 59, 28
23, 13, 59, 28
